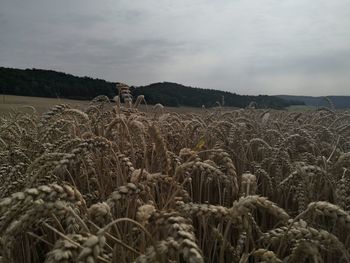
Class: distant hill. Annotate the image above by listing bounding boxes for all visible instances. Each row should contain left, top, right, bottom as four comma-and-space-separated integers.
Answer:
0, 67, 115, 100
132, 82, 303, 109
277, 95, 350, 109
0, 67, 302, 109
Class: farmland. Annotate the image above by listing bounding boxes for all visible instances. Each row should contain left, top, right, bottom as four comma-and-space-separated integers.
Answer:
0, 91, 350, 262
0, 95, 209, 115
0, 95, 91, 115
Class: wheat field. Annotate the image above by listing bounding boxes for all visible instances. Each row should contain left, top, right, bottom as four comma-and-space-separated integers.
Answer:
0, 87, 350, 262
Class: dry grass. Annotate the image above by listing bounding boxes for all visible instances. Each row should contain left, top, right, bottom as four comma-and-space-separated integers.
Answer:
0, 89, 350, 262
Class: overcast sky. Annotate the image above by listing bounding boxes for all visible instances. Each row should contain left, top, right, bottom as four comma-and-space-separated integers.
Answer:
1, 0, 350, 95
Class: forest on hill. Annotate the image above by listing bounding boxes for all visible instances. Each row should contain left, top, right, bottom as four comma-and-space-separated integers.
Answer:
0, 67, 115, 100
0, 67, 303, 109
132, 82, 303, 109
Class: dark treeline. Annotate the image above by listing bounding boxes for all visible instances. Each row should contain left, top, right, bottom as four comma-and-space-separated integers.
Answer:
132, 82, 304, 109
0, 67, 115, 100
0, 67, 303, 109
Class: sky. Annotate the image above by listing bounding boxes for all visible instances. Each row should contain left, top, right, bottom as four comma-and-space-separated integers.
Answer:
0, 0, 350, 96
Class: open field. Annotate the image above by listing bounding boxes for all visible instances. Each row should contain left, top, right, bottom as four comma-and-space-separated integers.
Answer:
0, 95, 91, 114
286, 105, 317, 112
0, 95, 212, 115
1, 95, 321, 116
1, 94, 320, 117
1, 94, 350, 262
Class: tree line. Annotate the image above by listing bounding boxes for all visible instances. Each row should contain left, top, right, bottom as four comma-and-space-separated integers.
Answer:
0, 67, 304, 109
0, 67, 115, 100
132, 82, 304, 109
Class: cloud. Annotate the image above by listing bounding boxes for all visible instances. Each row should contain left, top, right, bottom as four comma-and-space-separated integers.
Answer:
0, 0, 350, 95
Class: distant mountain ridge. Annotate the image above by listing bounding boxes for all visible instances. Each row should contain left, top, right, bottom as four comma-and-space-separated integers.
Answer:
0, 67, 302, 109
277, 95, 350, 109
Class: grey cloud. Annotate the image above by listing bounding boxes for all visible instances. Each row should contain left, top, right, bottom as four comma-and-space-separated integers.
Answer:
0, 0, 350, 95
0, 13, 6, 23
250, 49, 350, 75
46, 14, 107, 29
47, 35, 188, 65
